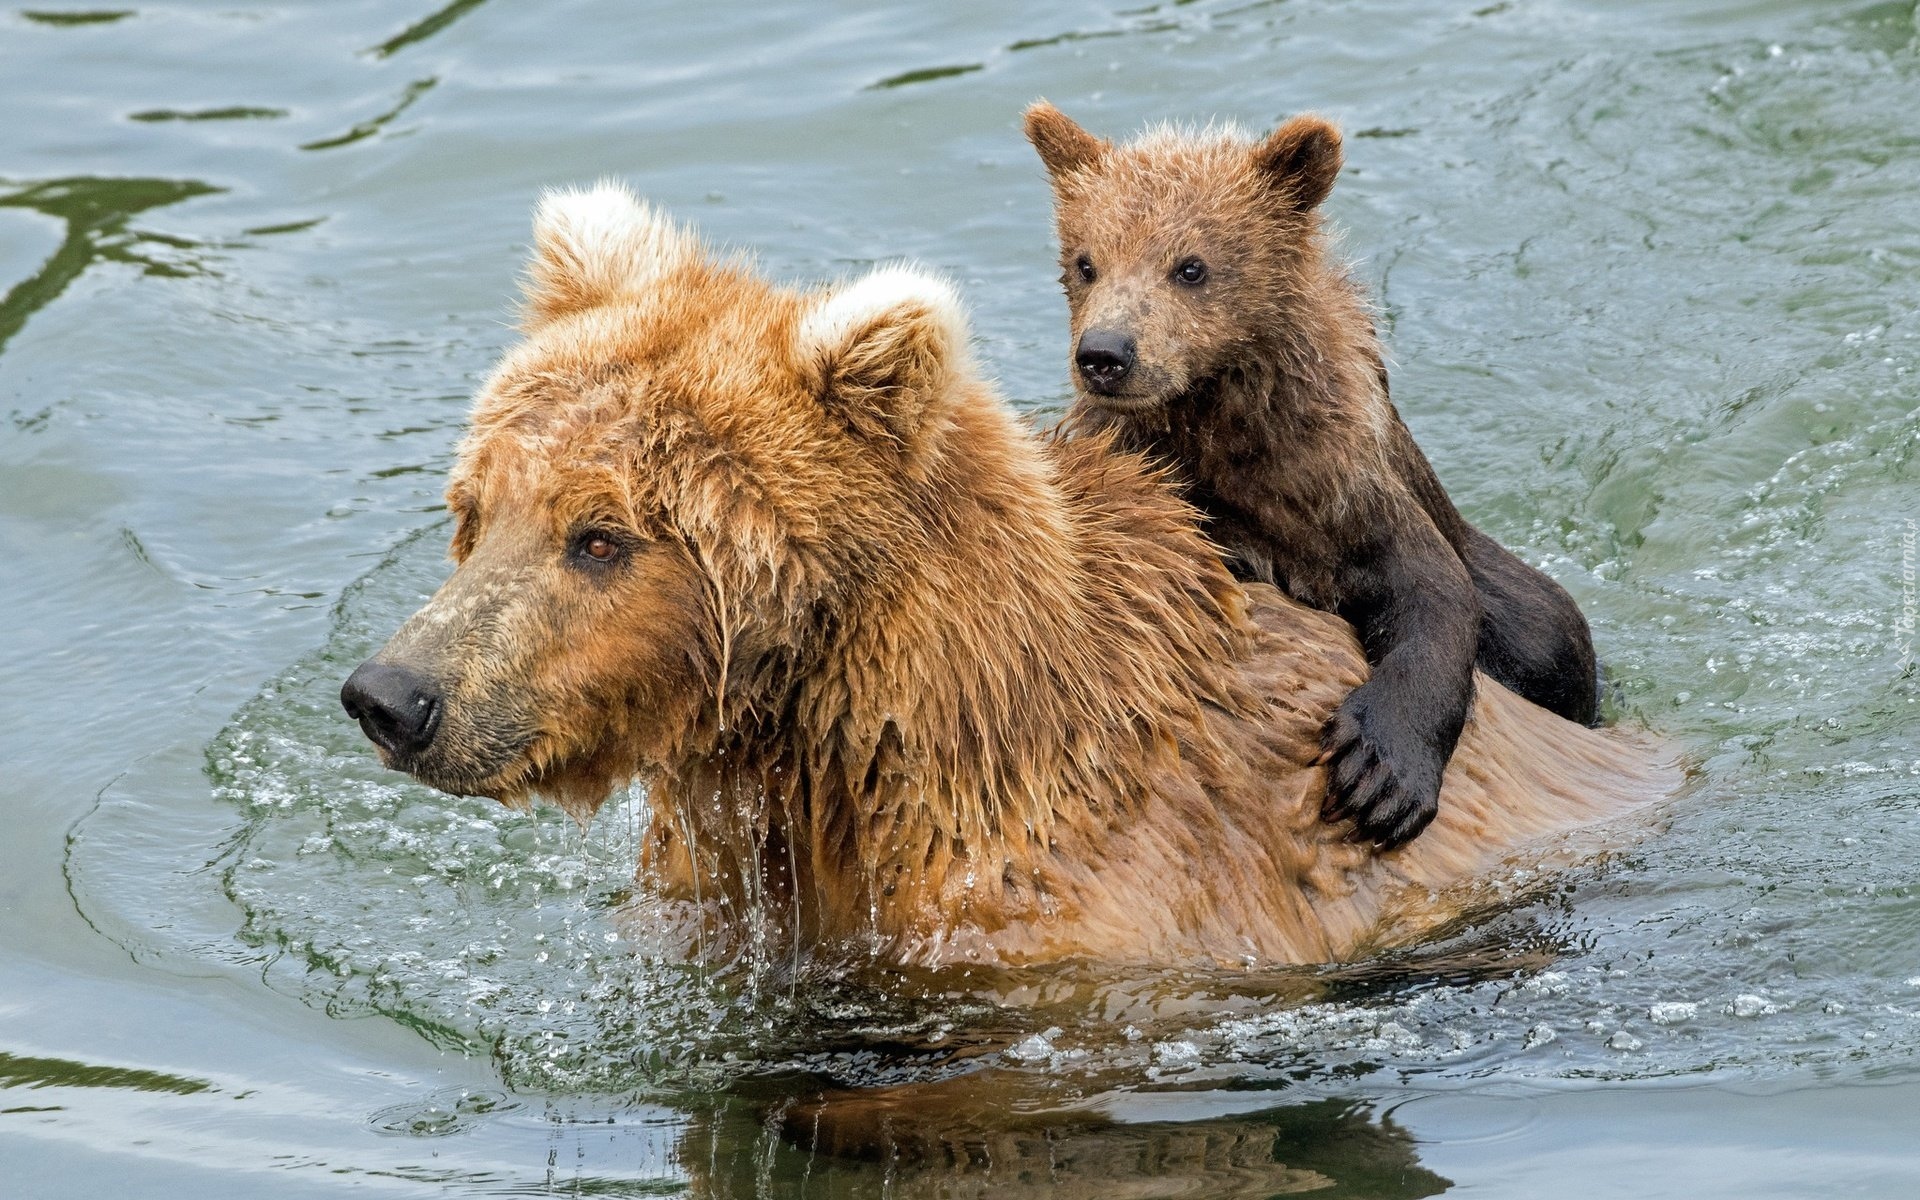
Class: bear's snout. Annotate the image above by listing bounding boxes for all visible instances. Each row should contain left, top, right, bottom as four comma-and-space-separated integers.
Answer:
1075, 328, 1137, 394
341, 660, 444, 761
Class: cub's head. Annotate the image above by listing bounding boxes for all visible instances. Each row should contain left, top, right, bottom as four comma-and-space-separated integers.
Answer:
341, 184, 971, 816
1024, 101, 1345, 412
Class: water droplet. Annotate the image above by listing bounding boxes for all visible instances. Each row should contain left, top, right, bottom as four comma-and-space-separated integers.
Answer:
1153, 1039, 1202, 1068
1005, 1032, 1055, 1064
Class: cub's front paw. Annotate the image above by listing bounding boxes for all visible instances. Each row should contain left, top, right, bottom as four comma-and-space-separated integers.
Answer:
1316, 682, 1445, 850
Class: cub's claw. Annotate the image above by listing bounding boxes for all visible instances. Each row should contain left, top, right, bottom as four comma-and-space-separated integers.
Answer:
1317, 684, 1443, 850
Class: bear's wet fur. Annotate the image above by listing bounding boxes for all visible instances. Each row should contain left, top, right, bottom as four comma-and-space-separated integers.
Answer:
1025, 102, 1601, 850
344, 185, 1669, 969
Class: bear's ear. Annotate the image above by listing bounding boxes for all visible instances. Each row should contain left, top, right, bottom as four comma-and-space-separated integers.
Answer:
522, 182, 695, 327
1252, 115, 1343, 213
1024, 101, 1110, 180
799, 265, 968, 450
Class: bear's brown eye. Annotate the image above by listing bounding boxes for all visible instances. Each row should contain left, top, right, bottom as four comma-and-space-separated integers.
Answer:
569, 529, 625, 567
1174, 257, 1208, 286
1074, 254, 1096, 283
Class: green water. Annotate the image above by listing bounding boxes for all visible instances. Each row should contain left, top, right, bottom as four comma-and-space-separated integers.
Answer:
4, 0, 1919, 1194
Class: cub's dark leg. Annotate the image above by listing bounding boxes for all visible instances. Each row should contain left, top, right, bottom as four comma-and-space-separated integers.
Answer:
1458, 525, 1599, 727
1318, 519, 1481, 849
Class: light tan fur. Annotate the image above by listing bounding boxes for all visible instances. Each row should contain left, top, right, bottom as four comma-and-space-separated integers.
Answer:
356, 184, 1675, 969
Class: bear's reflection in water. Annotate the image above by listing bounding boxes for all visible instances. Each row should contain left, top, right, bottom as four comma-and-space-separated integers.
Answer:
612, 935, 1544, 1197
572, 872, 1554, 1196
674, 1084, 1449, 1199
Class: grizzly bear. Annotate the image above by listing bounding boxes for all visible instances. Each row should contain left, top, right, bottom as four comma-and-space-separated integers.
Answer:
340, 185, 1670, 969
1024, 102, 1602, 851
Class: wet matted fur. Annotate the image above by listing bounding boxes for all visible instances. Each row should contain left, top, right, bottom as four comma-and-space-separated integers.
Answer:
345, 184, 1674, 969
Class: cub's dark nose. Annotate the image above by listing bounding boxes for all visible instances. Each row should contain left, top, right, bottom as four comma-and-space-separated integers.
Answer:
1074, 329, 1137, 394
341, 661, 442, 758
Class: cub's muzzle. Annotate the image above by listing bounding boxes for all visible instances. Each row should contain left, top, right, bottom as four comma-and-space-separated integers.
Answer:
1075, 328, 1137, 395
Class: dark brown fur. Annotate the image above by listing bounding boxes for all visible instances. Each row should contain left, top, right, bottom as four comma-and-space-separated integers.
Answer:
1026, 103, 1599, 849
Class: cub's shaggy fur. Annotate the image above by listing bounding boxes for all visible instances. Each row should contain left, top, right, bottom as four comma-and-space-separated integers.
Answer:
1026, 103, 1603, 850
343, 186, 1670, 969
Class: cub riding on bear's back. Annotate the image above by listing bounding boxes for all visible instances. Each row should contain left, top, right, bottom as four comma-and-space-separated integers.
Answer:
1026, 102, 1602, 850
340, 185, 1669, 968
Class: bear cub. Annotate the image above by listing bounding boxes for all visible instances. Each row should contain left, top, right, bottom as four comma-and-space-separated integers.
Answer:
1025, 102, 1600, 850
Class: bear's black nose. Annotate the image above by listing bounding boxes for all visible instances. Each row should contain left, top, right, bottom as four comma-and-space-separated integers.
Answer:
341, 661, 443, 759
1075, 329, 1137, 394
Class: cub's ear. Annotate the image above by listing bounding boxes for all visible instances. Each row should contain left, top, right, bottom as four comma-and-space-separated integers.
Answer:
1252, 115, 1344, 213
523, 181, 695, 327
800, 265, 968, 450
1023, 100, 1110, 179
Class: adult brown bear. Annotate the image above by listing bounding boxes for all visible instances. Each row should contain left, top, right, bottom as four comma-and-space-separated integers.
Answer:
341, 184, 1672, 968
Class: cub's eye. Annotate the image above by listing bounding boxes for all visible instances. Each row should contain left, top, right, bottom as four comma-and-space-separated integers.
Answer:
568, 529, 626, 567
1174, 257, 1208, 286
1074, 254, 1097, 284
